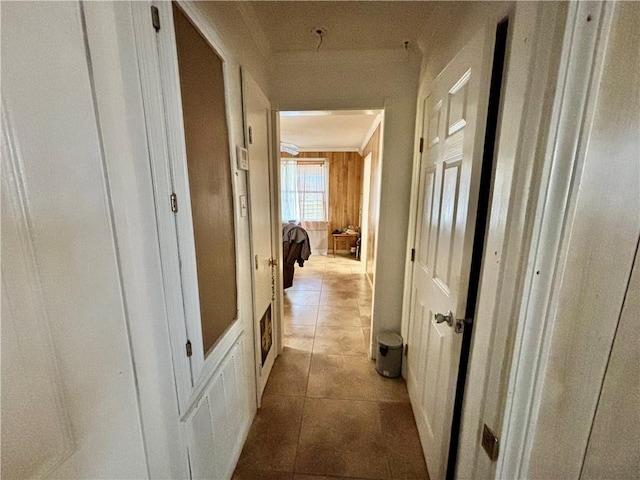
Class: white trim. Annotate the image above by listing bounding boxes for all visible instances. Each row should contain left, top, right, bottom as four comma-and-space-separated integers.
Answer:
271, 110, 285, 357
130, 1, 194, 413
359, 114, 383, 154
280, 109, 383, 117
241, 69, 280, 405
497, 2, 610, 477
455, 3, 572, 478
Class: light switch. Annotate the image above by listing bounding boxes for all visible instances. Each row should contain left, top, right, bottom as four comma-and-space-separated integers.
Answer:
240, 195, 248, 217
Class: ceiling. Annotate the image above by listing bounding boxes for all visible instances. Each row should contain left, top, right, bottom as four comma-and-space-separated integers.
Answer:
280, 111, 381, 152
241, 1, 438, 53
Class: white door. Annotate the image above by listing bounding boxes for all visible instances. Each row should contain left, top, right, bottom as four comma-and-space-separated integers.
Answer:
1, 2, 148, 477
243, 72, 277, 400
406, 28, 493, 480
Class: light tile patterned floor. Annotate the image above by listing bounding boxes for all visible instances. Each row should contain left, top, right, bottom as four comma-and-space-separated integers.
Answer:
233, 254, 429, 480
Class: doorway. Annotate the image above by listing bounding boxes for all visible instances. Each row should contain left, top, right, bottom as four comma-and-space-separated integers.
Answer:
277, 109, 383, 352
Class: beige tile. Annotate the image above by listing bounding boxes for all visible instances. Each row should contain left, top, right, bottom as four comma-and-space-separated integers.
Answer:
316, 305, 361, 327
294, 267, 325, 278
323, 266, 354, 275
284, 325, 316, 352
288, 277, 324, 291
363, 328, 372, 349
358, 294, 373, 306
307, 353, 408, 403
237, 262, 422, 480
286, 290, 322, 306
319, 291, 359, 308
313, 326, 367, 356
285, 304, 318, 326
296, 398, 391, 478
307, 354, 377, 400
358, 304, 373, 317
264, 348, 311, 397
236, 395, 304, 473
377, 402, 429, 479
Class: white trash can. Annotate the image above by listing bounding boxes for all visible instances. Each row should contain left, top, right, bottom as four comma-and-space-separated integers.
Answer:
375, 332, 403, 378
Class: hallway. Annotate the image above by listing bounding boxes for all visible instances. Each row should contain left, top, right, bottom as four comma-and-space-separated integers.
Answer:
233, 254, 429, 479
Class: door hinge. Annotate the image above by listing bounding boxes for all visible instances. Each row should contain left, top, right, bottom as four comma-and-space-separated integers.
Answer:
248, 126, 253, 144
419, 137, 424, 153
151, 6, 161, 31
170, 193, 178, 213
185, 340, 192, 357
411, 248, 416, 262
404, 344, 409, 356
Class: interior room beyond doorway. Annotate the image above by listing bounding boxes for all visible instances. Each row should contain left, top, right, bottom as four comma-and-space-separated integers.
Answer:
279, 109, 383, 287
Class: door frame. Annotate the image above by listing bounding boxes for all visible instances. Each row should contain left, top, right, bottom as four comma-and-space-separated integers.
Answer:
241, 69, 282, 405
130, 0, 254, 416
272, 104, 386, 354
497, 2, 622, 477
360, 152, 373, 271
401, 1, 574, 478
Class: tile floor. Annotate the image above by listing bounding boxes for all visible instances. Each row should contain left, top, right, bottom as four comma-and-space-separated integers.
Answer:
233, 254, 429, 480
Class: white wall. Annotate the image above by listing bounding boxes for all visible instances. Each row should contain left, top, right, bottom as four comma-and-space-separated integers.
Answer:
271, 49, 420, 343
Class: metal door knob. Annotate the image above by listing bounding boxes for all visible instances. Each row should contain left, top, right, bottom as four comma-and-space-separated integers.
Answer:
435, 311, 453, 326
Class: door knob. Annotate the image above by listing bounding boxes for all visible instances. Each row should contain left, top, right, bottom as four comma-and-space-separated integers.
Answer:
435, 311, 453, 327
269, 257, 279, 267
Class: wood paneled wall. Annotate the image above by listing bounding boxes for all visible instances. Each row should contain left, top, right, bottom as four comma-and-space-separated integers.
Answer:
362, 125, 382, 281
282, 151, 364, 249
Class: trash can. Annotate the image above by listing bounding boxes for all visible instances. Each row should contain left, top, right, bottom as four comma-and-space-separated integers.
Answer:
375, 332, 403, 378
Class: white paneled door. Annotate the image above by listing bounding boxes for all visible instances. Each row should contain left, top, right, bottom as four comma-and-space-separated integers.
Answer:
1, 2, 148, 478
407, 28, 493, 480
243, 72, 277, 401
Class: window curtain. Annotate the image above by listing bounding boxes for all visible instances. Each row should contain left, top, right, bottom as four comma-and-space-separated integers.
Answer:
281, 160, 300, 222
280, 160, 328, 223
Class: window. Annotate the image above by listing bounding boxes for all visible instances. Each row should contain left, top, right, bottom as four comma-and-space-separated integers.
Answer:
281, 159, 328, 222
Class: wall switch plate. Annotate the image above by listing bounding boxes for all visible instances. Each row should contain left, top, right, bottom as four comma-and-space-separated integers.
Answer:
239, 195, 248, 217
481, 423, 499, 461
236, 146, 249, 170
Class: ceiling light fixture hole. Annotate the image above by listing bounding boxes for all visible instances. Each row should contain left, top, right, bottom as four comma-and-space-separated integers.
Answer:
312, 27, 327, 37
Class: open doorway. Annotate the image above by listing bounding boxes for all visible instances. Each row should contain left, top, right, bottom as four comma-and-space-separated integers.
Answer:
279, 111, 382, 261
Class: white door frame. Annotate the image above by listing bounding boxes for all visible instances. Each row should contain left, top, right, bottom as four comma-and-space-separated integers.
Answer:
273, 105, 386, 349
360, 152, 373, 272
497, 2, 624, 477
